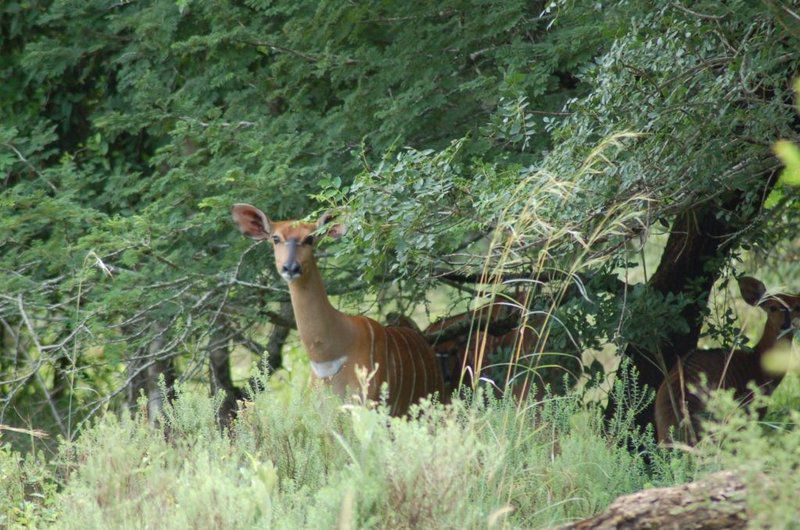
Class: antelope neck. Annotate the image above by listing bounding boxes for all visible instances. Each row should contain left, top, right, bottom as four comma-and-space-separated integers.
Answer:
754, 318, 790, 357
287, 259, 354, 362
751, 318, 791, 388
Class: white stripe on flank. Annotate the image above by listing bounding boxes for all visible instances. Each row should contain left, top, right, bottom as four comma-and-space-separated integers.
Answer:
384, 327, 395, 413
397, 331, 416, 406
387, 331, 402, 414
367, 318, 384, 404
365, 318, 376, 376
416, 333, 429, 396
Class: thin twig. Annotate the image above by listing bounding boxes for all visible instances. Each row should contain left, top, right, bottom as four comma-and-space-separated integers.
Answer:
16, 296, 68, 438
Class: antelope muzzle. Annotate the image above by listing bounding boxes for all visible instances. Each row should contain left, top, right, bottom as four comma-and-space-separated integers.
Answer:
280, 239, 302, 282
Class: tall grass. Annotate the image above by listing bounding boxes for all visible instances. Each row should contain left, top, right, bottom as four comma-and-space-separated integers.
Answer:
1, 366, 690, 529
3, 365, 800, 528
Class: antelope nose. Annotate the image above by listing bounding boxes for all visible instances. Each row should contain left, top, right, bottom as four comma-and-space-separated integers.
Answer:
282, 261, 301, 276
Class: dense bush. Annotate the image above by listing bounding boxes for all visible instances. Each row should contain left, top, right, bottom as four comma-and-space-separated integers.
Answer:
0, 370, 681, 528
3, 368, 800, 528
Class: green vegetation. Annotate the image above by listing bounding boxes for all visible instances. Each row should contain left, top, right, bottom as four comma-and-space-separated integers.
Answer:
2, 0, 800, 527
3, 371, 800, 528
0, 369, 681, 528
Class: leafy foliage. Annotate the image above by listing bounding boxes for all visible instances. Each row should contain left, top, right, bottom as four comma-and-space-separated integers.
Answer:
1, 0, 611, 437
1, 0, 799, 458
697, 378, 800, 529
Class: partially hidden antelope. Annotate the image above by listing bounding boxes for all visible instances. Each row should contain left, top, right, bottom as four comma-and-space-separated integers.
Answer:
231, 204, 445, 415
654, 276, 800, 444
424, 292, 536, 400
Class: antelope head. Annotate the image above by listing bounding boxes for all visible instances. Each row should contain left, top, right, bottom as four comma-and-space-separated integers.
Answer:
231, 204, 345, 283
738, 276, 800, 338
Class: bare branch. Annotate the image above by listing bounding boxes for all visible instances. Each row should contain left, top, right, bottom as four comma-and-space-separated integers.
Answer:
16, 296, 68, 438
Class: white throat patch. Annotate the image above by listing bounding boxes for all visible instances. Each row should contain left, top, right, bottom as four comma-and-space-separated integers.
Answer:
310, 355, 348, 379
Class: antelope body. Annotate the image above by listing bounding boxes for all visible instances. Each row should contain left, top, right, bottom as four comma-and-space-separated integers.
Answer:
654, 276, 799, 444
424, 293, 535, 399
232, 204, 444, 415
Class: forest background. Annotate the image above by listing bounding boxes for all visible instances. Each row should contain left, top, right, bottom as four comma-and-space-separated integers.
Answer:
2, 1, 800, 527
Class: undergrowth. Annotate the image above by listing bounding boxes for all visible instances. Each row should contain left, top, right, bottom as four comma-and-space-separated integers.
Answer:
1, 369, 799, 529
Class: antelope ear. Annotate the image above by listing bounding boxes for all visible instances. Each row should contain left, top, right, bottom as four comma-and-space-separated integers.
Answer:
231, 203, 272, 240
316, 211, 346, 240
738, 276, 767, 307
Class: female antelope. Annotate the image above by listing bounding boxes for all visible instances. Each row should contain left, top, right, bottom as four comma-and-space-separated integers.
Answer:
654, 276, 800, 444
231, 204, 445, 415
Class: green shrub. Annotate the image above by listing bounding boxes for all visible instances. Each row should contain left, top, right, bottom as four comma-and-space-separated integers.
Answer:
36, 370, 683, 529
23, 363, 800, 528
697, 383, 800, 529
0, 441, 56, 527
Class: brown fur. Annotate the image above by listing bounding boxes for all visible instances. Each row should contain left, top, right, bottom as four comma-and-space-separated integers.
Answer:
232, 204, 444, 415
424, 292, 538, 400
654, 276, 800, 444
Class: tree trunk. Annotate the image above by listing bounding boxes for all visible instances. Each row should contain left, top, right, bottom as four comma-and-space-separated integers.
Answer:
126, 359, 147, 412
556, 471, 748, 530
126, 323, 175, 426
243, 301, 292, 395
208, 322, 241, 425
50, 353, 72, 402
622, 205, 733, 429
146, 357, 175, 427
144, 328, 175, 427
264, 301, 292, 372
617, 169, 778, 431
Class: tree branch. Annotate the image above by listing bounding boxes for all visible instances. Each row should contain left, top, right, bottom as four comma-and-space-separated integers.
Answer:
424, 312, 521, 344
557, 471, 748, 530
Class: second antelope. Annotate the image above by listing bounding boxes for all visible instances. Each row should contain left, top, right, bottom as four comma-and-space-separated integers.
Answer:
232, 204, 445, 415
654, 276, 799, 444
424, 292, 536, 400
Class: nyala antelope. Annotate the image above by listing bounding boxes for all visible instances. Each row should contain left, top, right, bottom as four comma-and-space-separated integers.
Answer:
232, 204, 445, 415
424, 292, 536, 400
654, 276, 800, 444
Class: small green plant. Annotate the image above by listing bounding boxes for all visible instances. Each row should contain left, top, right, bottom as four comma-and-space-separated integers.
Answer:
697, 382, 800, 528
0, 441, 58, 527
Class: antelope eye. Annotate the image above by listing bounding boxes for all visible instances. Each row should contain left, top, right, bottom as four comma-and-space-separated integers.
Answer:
769, 306, 780, 313
303, 235, 314, 246
272, 236, 281, 244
